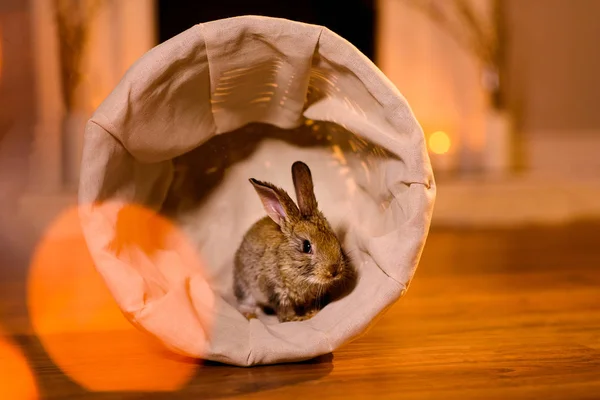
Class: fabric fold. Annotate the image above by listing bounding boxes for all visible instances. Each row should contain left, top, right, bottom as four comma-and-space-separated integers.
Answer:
78, 15, 435, 367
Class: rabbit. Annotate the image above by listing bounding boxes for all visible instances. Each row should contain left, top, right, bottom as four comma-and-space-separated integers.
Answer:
233, 160, 354, 322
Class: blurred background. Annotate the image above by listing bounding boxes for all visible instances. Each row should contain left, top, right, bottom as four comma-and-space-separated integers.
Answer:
2, 0, 599, 232
1, 0, 599, 398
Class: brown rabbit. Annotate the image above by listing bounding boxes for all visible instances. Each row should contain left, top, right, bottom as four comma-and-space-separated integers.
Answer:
233, 161, 354, 322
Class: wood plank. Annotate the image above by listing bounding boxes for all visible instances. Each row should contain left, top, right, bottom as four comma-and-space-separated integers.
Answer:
0, 222, 599, 399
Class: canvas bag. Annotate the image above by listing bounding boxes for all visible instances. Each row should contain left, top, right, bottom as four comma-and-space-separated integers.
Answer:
78, 15, 436, 367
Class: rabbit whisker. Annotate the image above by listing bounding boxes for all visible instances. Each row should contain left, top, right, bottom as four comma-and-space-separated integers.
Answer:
316, 283, 324, 310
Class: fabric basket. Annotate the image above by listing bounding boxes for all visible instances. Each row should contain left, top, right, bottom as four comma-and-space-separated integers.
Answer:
78, 15, 436, 366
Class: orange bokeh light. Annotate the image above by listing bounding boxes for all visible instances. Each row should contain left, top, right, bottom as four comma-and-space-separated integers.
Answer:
0, 332, 38, 399
27, 204, 201, 392
428, 131, 451, 155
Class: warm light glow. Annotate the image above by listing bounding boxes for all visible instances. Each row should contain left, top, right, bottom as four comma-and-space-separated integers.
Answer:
428, 131, 451, 155
0, 332, 39, 399
27, 205, 203, 392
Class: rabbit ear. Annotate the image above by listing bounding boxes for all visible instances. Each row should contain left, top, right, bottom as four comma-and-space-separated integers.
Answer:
249, 178, 299, 226
292, 161, 318, 216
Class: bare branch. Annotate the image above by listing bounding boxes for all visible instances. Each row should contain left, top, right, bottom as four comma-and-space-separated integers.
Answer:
53, 0, 105, 111
398, 0, 506, 108
452, 0, 495, 64
399, 0, 499, 67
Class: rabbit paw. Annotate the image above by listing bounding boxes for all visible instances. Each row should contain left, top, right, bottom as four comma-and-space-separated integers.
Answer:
243, 312, 258, 320
283, 309, 318, 322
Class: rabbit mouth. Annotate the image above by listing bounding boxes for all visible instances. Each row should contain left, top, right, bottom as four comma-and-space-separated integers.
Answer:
310, 274, 343, 287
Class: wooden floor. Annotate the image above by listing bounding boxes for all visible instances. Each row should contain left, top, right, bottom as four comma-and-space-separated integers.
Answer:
1, 220, 600, 399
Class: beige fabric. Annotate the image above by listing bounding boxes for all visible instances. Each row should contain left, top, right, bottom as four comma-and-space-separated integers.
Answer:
78, 15, 436, 366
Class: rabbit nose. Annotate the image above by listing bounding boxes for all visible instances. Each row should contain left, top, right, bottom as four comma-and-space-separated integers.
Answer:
329, 265, 340, 278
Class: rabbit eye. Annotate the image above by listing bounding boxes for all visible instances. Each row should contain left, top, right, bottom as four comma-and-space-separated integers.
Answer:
302, 240, 312, 254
